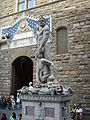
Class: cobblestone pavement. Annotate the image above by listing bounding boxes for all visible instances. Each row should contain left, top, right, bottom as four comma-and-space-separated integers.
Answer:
0, 107, 22, 119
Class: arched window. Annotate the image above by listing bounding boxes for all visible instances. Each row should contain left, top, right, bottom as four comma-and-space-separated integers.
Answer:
57, 27, 68, 54
16, 0, 34, 12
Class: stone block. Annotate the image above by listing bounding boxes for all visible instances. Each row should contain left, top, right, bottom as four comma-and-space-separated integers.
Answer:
20, 94, 72, 120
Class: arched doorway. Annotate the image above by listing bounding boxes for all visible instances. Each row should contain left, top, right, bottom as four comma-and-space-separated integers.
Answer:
11, 56, 33, 98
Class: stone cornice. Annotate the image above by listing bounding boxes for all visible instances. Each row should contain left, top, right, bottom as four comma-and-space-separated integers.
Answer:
20, 94, 72, 102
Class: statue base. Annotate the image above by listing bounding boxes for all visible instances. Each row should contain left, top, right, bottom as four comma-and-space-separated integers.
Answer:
20, 94, 72, 120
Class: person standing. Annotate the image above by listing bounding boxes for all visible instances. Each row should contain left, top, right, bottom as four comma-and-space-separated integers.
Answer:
76, 104, 83, 120
10, 112, 17, 120
11, 95, 15, 110
16, 93, 20, 109
70, 104, 77, 120
7, 96, 12, 110
18, 114, 22, 120
0, 94, 7, 108
1, 113, 7, 120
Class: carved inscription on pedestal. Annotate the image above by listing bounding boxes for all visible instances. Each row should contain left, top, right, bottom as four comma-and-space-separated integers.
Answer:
26, 106, 35, 116
45, 107, 55, 117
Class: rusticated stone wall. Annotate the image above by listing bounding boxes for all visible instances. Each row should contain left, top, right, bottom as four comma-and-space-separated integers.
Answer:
0, 45, 37, 94
0, 0, 52, 18
0, 0, 90, 117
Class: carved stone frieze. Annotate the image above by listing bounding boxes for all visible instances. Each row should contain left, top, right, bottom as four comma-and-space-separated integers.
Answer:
20, 94, 72, 102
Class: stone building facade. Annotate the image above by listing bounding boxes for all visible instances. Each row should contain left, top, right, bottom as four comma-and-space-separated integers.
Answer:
0, 0, 90, 117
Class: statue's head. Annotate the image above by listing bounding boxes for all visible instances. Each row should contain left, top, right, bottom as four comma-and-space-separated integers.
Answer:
38, 16, 46, 27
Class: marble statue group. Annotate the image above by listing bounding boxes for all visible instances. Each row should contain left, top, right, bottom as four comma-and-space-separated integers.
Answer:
18, 16, 73, 95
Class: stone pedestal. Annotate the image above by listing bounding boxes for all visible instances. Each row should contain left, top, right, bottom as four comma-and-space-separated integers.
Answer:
20, 94, 72, 120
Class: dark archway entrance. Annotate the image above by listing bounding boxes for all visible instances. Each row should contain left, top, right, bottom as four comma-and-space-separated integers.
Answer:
11, 56, 33, 98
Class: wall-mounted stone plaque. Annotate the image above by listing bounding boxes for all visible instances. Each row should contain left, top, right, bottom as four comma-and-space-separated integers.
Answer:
26, 106, 35, 116
45, 107, 55, 117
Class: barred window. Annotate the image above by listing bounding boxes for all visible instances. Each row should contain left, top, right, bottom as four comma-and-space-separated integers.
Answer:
57, 27, 68, 54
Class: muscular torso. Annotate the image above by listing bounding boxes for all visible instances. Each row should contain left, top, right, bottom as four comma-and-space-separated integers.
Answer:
38, 25, 49, 53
